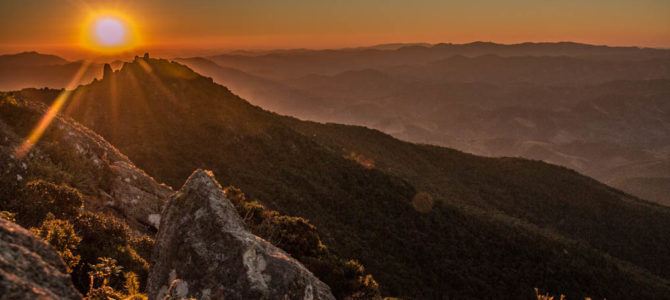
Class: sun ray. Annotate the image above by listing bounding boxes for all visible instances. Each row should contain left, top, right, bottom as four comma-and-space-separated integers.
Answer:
125, 65, 161, 132
108, 67, 119, 139
14, 61, 91, 159
136, 59, 179, 105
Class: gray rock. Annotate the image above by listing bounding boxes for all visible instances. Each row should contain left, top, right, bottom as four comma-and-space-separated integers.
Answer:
0, 218, 82, 300
147, 169, 335, 300
45, 109, 173, 233
107, 160, 172, 231
0, 99, 172, 234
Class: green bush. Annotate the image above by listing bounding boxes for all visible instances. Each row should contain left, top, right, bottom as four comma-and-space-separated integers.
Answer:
224, 186, 381, 299
124, 272, 147, 300
71, 212, 151, 293
28, 209, 151, 297
30, 214, 82, 272
0, 211, 16, 222
87, 257, 125, 300
129, 235, 155, 262
15, 180, 82, 227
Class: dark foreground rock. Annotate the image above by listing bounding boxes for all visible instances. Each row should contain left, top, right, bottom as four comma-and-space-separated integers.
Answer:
147, 169, 335, 300
0, 218, 82, 300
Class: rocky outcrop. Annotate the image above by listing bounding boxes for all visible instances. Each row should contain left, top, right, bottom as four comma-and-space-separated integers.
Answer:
0, 97, 172, 233
0, 218, 82, 299
147, 169, 335, 300
106, 160, 172, 231
103, 63, 113, 78
43, 104, 173, 232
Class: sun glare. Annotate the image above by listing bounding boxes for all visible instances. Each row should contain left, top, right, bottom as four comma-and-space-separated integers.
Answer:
81, 11, 140, 53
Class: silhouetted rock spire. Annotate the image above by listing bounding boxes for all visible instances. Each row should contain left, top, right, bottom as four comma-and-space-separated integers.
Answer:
102, 63, 113, 78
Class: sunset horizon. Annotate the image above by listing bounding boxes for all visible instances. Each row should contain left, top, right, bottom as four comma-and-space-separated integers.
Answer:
1, 1, 670, 299
3, 39, 670, 62
2, 0, 669, 60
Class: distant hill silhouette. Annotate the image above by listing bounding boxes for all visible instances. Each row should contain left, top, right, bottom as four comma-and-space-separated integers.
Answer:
17, 57, 670, 299
207, 41, 670, 80
0, 51, 68, 66
175, 43, 670, 206
0, 52, 121, 91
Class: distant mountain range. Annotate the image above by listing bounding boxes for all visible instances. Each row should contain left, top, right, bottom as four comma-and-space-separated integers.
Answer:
0, 51, 68, 66
179, 43, 670, 206
9, 55, 670, 299
2, 42, 669, 206
0, 52, 124, 91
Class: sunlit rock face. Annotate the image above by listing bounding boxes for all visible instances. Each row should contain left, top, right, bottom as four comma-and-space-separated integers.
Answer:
0, 98, 171, 234
147, 169, 335, 300
0, 218, 83, 299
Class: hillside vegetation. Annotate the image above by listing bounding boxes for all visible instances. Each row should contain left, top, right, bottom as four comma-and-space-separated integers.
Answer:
180, 43, 670, 206
0, 93, 382, 299
0, 94, 154, 295
12, 57, 670, 298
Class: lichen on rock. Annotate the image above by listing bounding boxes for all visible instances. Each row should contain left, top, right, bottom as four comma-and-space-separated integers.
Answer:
0, 218, 83, 299
147, 169, 335, 300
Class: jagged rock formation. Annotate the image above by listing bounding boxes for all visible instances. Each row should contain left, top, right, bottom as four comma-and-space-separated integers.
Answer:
147, 169, 335, 300
45, 57, 670, 298
0, 218, 82, 299
102, 63, 113, 78
0, 96, 172, 233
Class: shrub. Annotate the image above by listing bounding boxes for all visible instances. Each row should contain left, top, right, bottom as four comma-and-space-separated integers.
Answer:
87, 257, 124, 300
38, 142, 114, 195
129, 235, 155, 262
15, 180, 82, 227
71, 212, 151, 293
0, 211, 16, 222
30, 213, 82, 272
124, 272, 145, 299
224, 186, 381, 299
85, 258, 149, 300
535, 288, 567, 300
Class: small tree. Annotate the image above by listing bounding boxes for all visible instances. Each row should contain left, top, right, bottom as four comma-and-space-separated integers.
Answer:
87, 257, 124, 300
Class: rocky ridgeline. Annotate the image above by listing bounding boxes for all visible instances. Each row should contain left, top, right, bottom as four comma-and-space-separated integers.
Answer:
2, 97, 337, 298
147, 169, 335, 300
0, 97, 172, 233
0, 218, 82, 299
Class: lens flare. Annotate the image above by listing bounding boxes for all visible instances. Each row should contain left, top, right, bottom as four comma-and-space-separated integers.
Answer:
14, 61, 92, 159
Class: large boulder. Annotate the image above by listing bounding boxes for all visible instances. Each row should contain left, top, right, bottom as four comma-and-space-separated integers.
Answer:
0, 218, 82, 299
147, 169, 335, 300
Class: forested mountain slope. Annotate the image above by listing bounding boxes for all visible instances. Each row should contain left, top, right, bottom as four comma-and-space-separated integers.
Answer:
17, 57, 670, 299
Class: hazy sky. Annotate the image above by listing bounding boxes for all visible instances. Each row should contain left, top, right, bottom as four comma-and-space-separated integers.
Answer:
1, 0, 669, 59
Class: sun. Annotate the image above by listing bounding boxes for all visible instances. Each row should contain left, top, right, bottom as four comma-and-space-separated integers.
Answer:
81, 10, 140, 53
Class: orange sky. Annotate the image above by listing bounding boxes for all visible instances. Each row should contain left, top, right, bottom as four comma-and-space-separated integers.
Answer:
1, 0, 669, 59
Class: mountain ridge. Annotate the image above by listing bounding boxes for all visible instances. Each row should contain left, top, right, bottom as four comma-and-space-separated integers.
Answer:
178, 52, 670, 206
0, 51, 69, 67
15, 56, 670, 298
